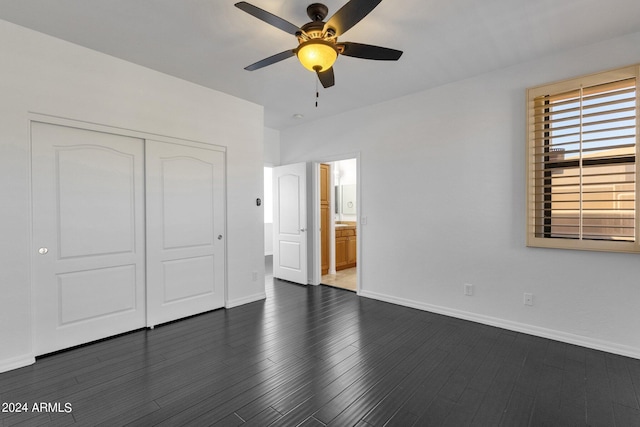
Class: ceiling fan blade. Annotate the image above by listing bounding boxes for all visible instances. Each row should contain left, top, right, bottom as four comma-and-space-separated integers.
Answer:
235, 2, 301, 35
324, 0, 383, 37
245, 49, 296, 71
338, 42, 403, 60
317, 67, 335, 88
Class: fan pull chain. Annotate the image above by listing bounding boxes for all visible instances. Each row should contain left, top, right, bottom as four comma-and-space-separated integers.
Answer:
315, 78, 319, 108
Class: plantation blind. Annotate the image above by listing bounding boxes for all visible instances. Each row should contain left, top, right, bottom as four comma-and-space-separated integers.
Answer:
527, 66, 640, 253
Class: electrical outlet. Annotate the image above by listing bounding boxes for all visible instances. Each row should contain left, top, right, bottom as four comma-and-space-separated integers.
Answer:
524, 293, 533, 306
464, 283, 473, 296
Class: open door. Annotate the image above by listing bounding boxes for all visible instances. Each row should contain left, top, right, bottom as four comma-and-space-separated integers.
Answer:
273, 163, 308, 284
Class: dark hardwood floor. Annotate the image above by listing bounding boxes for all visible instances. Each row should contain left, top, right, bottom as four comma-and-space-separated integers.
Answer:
2, 272, 640, 426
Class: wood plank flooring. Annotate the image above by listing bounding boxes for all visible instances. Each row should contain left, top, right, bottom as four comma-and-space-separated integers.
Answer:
2, 277, 640, 426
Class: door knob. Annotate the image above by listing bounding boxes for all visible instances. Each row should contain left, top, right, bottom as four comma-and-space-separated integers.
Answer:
217, 235, 223, 240
38, 247, 49, 255
300, 228, 306, 232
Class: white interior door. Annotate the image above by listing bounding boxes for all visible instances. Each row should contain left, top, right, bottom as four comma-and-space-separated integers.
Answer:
145, 140, 225, 327
273, 162, 308, 284
31, 122, 146, 355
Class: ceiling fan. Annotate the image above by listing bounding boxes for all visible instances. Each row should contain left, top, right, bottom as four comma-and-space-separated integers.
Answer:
235, 0, 403, 88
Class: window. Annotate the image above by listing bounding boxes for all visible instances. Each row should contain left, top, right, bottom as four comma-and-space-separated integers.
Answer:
526, 65, 640, 253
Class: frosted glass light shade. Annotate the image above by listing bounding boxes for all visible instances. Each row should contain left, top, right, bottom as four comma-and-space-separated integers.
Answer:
296, 40, 338, 72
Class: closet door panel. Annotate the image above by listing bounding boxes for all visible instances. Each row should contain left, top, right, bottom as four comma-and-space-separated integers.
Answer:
31, 122, 146, 355
145, 140, 225, 327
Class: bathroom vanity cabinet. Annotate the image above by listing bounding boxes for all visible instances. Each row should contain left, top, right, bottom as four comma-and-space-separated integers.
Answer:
335, 224, 356, 271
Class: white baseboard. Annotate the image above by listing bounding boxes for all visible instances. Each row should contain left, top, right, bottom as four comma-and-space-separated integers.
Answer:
0, 354, 35, 374
359, 289, 640, 360
226, 292, 266, 309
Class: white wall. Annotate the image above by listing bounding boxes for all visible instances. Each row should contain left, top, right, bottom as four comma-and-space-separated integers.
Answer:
263, 127, 280, 256
0, 20, 265, 372
281, 31, 640, 358
335, 159, 357, 186
264, 127, 281, 166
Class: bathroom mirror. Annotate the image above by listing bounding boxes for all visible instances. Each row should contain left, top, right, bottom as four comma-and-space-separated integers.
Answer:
341, 184, 356, 215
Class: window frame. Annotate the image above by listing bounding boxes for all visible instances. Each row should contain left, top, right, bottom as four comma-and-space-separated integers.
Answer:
526, 65, 640, 253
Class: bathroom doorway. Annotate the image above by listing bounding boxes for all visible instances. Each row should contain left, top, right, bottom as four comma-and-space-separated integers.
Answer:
315, 157, 359, 292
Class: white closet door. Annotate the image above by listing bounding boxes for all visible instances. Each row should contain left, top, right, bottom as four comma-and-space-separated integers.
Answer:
145, 140, 225, 327
31, 122, 146, 355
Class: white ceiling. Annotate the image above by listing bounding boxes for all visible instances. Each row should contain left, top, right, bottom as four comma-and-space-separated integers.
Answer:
1, 0, 640, 130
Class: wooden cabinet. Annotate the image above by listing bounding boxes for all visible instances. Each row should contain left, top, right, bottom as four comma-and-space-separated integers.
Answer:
335, 225, 356, 271
320, 164, 330, 275
347, 235, 357, 266
335, 238, 346, 269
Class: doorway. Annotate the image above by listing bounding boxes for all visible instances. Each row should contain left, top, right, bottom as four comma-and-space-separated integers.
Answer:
316, 157, 359, 292
269, 156, 360, 292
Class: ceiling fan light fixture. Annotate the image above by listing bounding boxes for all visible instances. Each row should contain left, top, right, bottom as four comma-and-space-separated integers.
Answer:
235, 1, 403, 89
296, 39, 337, 72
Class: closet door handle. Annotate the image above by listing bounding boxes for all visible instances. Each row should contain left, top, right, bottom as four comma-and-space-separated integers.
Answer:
217, 235, 223, 240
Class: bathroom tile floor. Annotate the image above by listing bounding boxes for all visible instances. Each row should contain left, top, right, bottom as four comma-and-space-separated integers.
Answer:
322, 267, 357, 292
